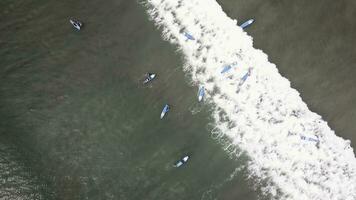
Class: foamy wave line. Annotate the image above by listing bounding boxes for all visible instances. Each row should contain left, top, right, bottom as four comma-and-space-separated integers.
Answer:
143, 0, 356, 199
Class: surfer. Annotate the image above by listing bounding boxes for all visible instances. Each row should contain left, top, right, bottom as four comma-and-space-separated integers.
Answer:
198, 86, 205, 102
143, 73, 156, 84
160, 104, 170, 119
238, 69, 251, 86
174, 155, 189, 168
221, 65, 232, 74
240, 19, 254, 29
184, 32, 195, 40
69, 19, 83, 30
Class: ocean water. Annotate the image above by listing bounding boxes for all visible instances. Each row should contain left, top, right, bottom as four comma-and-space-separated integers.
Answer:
1, 0, 356, 199
216, 0, 356, 152
0, 0, 258, 199
144, 0, 356, 199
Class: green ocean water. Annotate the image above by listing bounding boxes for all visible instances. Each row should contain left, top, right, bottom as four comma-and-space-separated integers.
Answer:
0, 0, 258, 199
1, 0, 355, 199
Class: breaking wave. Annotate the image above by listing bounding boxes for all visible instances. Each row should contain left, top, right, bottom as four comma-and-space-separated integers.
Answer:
143, 0, 356, 199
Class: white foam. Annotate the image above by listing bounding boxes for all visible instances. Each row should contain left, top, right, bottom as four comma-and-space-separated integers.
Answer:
144, 0, 356, 199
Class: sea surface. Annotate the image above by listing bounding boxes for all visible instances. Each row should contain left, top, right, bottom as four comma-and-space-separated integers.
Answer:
0, 0, 355, 200
0, 0, 257, 199
217, 0, 356, 152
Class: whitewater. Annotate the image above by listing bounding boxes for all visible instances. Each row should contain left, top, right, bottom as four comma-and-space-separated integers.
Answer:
143, 0, 356, 199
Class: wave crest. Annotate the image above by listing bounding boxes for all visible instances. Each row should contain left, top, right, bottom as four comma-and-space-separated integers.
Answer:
144, 0, 356, 199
